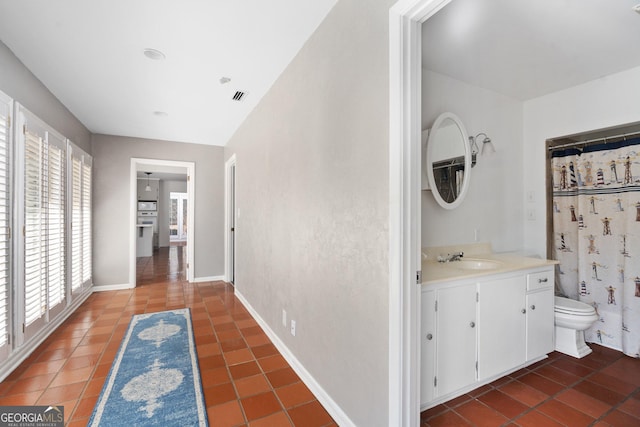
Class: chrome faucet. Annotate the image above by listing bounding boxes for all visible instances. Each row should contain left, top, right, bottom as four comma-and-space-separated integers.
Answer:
438, 252, 464, 263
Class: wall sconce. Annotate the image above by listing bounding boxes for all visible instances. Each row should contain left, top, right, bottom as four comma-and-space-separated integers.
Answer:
144, 172, 152, 192
469, 133, 496, 167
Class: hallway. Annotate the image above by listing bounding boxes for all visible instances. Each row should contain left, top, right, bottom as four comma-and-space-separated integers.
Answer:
0, 247, 336, 426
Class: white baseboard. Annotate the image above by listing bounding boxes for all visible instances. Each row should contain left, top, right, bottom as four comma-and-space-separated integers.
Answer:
235, 290, 355, 427
92, 283, 135, 291
192, 275, 225, 283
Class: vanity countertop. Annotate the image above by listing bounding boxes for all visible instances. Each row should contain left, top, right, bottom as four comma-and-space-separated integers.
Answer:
422, 252, 558, 286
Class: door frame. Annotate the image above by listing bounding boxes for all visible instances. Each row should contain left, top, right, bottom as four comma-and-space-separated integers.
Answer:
169, 191, 188, 241
129, 158, 195, 285
224, 154, 236, 283
388, 0, 452, 425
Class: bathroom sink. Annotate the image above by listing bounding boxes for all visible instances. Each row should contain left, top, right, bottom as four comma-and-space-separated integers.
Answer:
452, 259, 503, 270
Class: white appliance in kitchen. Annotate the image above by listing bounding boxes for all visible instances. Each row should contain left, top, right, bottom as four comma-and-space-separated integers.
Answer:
137, 204, 158, 248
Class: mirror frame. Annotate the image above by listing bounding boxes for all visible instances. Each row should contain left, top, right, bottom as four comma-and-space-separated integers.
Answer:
426, 112, 471, 209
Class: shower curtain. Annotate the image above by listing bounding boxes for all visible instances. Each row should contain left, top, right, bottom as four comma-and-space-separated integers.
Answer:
551, 138, 640, 358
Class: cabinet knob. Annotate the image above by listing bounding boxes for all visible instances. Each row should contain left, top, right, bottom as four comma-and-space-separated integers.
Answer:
426, 333, 433, 341
538, 278, 548, 283
530, 305, 536, 310
470, 321, 475, 328
521, 308, 526, 314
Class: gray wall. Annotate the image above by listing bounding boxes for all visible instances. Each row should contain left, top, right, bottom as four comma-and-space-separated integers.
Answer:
159, 180, 188, 247
224, 0, 393, 425
0, 40, 91, 152
92, 135, 224, 285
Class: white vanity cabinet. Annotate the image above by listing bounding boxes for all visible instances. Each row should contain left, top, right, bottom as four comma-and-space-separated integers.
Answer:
420, 266, 555, 409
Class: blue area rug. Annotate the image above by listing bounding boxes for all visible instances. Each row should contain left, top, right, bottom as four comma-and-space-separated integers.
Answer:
89, 309, 208, 426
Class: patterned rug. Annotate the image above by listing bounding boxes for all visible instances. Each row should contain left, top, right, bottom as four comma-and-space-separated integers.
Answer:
89, 309, 208, 426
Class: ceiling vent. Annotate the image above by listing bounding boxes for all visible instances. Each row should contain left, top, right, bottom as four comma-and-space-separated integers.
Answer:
232, 91, 246, 101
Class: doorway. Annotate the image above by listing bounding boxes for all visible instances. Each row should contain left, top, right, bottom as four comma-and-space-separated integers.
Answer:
130, 158, 195, 285
225, 155, 236, 284
169, 192, 188, 243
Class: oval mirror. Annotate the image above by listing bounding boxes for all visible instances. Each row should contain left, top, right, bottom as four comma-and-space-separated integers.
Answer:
426, 112, 471, 209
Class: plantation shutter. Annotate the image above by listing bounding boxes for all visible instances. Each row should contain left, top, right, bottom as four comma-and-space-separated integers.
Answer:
81, 160, 91, 285
46, 132, 66, 312
69, 143, 92, 292
23, 128, 45, 327
0, 91, 12, 353
21, 107, 67, 337
70, 155, 82, 292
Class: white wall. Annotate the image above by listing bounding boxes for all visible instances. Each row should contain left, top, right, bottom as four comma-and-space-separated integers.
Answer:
159, 180, 188, 247
223, 0, 393, 424
523, 66, 640, 257
422, 70, 524, 252
92, 134, 225, 285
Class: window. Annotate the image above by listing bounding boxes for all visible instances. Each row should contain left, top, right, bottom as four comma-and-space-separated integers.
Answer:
69, 143, 91, 293
0, 91, 12, 359
20, 107, 68, 339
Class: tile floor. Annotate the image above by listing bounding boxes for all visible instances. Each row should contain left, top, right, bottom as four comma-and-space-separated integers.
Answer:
0, 246, 336, 426
421, 344, 640, 426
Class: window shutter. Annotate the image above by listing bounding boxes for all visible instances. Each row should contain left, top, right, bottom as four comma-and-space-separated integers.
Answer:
23, 128, 45, 327
0, 92, 12, 349
46, 133, 65, 309
81, 161, 91, 285
70, 155, 82, 292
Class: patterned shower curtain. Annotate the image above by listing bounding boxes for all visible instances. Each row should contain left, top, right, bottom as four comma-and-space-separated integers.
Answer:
551, 138, 640, 358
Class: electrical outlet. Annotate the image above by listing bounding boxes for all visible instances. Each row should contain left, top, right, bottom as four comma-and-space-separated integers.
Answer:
290, 320, 296, 336
527, 191, 535, 202
527, 208, 536, 221
282, 309, 287, 327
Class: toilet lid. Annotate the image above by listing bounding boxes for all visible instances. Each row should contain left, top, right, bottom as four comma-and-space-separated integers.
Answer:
555, 296, 595, 314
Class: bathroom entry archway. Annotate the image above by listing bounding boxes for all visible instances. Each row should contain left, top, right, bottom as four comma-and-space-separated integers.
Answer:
130, 158, 195, 285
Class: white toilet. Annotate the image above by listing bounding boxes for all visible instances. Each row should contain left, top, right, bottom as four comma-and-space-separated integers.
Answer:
554, 296, 599, 358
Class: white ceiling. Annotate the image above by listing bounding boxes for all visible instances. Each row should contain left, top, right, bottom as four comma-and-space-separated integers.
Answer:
0, 0, 338, 146
423, 0, 640, 101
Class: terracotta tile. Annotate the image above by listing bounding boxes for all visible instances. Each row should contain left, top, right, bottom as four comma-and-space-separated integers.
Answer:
0, 391, 42, 405
477, 389, 529, 419
454, 399, 508, 427
535, 365, 582, 386
207, 400, 246, 427
286, 401, 333, 427
241, 326, 264, 337
618, 396, 640, 419
548, 358, 594, 377
426, 409, 472, 427
573, 380, 626, 406
266, 368, 300, 388
420, 403, 448, 421
600, 356, 640, 386
21, 359, 66, 379
37, 382, 85, 405
199, 354, 227, 370
443, 394, 473, 409
200, 367, 231, 388
588, 371, 638, 395
5, 373, 55, 394
468, 384, 493, 397
67, 418, 90, 427
50, 366, 94, 387
518, 372, 565, 396
71, 395, 99, 420
229, 361, 262, 380
204, 382, 237, 407
537, 399, 595, 427
555, 388, 612, 419
220, 338, 247, 352
258, 355, 289, 373
245, 334, 271, 347
82, 378, 106, 398
602, 409, 640, 426
63, 354, 100, 371
241, 391, 281, 421
235, 374, 272, 398
513, 410, 564, 427
252, 343, 278, 359
249, 411, 292, 427
198, 342, 222, 357
224, 348, 255, 366
275, 382, 316, 409
498, 380, 549, 406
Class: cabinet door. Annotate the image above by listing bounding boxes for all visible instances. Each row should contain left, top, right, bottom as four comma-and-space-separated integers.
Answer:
478, 276, 526, 380
421, 290, 436, 405
526, 288, 554, 360
436, 283, 477, 397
